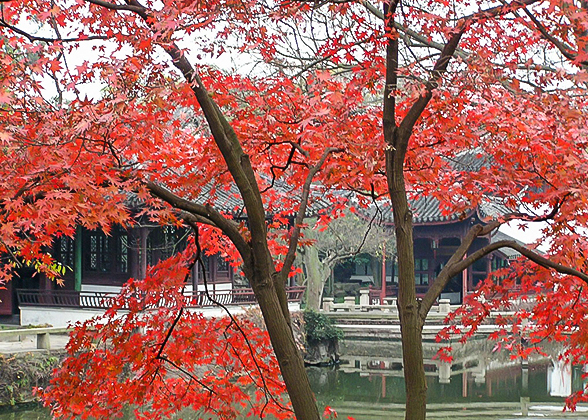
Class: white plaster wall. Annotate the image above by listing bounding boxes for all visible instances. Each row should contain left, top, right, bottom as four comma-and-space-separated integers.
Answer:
20, 307, 115, 328
81, 284, 122, 294
20, 302, 301, 327
196, 282, 232, 292
187, 302, 301, 318
82, 284, 195, 294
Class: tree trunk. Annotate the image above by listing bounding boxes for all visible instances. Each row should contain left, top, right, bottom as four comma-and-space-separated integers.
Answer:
388, 157, 428, 420
252, 276, 320, 420
382, 0, 428, 416
302, 246, 330, 311
399, 302, 427, 420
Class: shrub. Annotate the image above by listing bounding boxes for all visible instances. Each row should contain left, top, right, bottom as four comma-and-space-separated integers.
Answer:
303, 310, 343, 345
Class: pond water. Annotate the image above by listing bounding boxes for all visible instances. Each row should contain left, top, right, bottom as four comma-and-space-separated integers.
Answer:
311, 337, 588, 419
1, 337, 587, 419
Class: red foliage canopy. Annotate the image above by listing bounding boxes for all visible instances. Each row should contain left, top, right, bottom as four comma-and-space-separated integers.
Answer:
1, 0, 588, 417
42, 240, 291, 420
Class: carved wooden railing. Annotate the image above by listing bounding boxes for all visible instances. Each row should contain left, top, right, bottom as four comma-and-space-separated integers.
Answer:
16, 290, 116, 309
368, 285, 429, 304
16, 286, 305, 310
184, 286, 305, 307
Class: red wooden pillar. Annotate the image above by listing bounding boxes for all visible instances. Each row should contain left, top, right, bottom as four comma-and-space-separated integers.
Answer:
380, 243, 386, 303
0, 282, 12, 315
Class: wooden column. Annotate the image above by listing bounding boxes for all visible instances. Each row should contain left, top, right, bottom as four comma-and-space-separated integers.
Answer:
381, 243, 387, 302
139, 228, 148, 280
462, 253, 468, 302
74, 226, 83, 292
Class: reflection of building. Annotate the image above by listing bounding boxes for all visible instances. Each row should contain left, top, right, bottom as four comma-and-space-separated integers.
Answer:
549, 358, 572, 397
311, 338, 585, 412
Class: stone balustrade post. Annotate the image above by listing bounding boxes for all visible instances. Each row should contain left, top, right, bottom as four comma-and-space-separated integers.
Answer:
359, 289, 370, 306
344, 296, 356, 311
322, 297, 334, 312
438, 298, 451, 314
438, 362, 451, 384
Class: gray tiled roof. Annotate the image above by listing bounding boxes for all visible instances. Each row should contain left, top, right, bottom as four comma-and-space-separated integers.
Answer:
135, 149, 501, 225
449, 148, 489, 172
364, 194, 511, 226
197, 178, 339, 217
363, 196, 511, 226
490, 231, 528, 259
365, 196, 462, 225
362, 149, 509, 225
130, 176, 337, 218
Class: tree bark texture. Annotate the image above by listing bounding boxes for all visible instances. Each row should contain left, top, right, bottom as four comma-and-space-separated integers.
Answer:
251, 276, 320, 420
382, 1, 429, 417
386, 147, 428, 420
302, 246, 331, 311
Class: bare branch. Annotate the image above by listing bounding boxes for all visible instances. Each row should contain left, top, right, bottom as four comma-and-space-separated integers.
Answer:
85, 0, 146, 13
278, 147, 344, 284
0, 19, 111, 43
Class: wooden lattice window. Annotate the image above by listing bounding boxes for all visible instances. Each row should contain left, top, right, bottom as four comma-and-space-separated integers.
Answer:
55, 236, 75, 269
415, 258, 429, 285
84, 229, 129, 274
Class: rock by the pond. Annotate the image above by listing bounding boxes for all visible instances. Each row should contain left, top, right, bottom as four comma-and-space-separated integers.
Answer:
304, 339, 340, 366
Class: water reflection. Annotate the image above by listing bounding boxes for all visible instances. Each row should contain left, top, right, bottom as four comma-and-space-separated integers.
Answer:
2, 338, 587, 419
308, 337, 588, 418
0, 407, 48, 420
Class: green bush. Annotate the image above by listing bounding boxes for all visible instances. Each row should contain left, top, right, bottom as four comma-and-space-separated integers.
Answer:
303, 310, 343, 345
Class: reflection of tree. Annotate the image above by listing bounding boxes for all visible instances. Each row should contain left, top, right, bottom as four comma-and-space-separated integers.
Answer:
300, 213, 395, 310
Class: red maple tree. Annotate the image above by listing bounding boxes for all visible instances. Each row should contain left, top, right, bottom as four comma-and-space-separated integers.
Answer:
1, 0, 588, 420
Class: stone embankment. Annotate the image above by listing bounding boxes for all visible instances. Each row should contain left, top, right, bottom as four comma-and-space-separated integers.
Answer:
0, 327, 70, 406
0, 350, 66, 406
324, 310, 512, 341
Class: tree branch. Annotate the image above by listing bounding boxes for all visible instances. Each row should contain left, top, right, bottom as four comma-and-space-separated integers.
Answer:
421, 214, 588, 320
397, 0, 541, 153
0, 20, 111, 43
278, 147, 343, 284
419, 223, 488, 318
449, 240, 588, 285
85, 0, 146, 13
120, 0, 274, 285
521, 7, 578, 62
476, 194, 571, 233
146, 182, 251, 263
361, 1, 471, 60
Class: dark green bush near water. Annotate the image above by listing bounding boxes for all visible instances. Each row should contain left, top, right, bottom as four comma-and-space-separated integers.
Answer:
303, 310, 343, 345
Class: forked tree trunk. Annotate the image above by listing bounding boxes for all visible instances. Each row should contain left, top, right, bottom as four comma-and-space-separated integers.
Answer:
252, 276, 321, 420
383, 0, 429, 416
